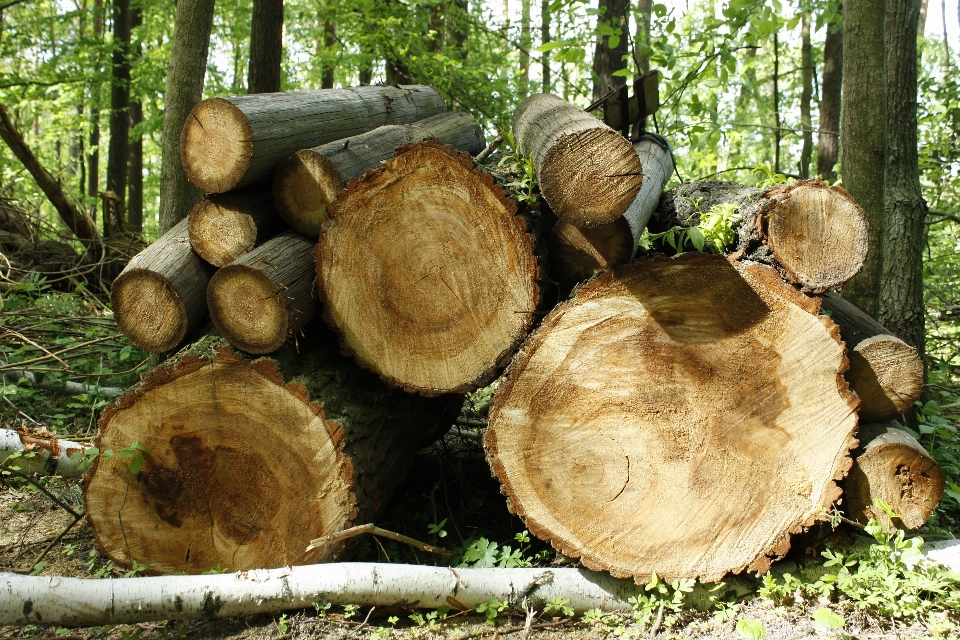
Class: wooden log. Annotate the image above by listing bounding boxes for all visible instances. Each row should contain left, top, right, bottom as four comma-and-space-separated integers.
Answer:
0, 427, 89, 478
83, 333, 459, 574
654, 180, 869, 293
187, 189, 282, 267
548, 134, 674, 289
844, 421, 944, 530
513, 93, 643, 229
111, 218, 214, 353
273, 111, 486, 239
484, 253, 859, 582
180, 85, 447, 193
317, 141, 543, 396
207, 231, 317, 354
821, 291, 924, 422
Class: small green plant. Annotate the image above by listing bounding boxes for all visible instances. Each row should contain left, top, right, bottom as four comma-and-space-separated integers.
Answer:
314, 601, 332, 617
342, 604, 359, 620
201, 562, 228, 575
736, 618, 766, 640
476, 598, 508, 625
543, 595, 574, 617
812, 607, 845, 630
29, 560, 48, 576
70, 441, 151, 475
63, 543, 77, 557
628, 573, 695, 628
277, 613, 289, 633
457, 530, 535, 568
387, 615, 398, 626
123, 559, 150, 578
370, 627, 391, 640
497, 133, 539, 206
428, 518, 448, 538
409, 609, 446, 631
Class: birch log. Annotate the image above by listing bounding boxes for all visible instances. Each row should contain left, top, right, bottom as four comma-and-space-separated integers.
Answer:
273, 111, 485, 238
513, 93, 643, 228
180, 85, 447, 193
0, 427, 89, 478
188, 189, 282, 267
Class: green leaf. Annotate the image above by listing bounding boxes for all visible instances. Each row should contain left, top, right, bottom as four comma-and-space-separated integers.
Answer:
536, 41, 564, 52
612, 68, 633, 77
812, 607, 845, 629
607, 34, 620, 49
736, 618, 766, 640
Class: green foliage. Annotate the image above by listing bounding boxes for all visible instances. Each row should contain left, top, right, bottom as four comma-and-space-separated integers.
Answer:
736, 618, 766, 639
475, 598, 507, 625
428, 518, 448, 538
276, 613, 289, 633
628, 573, 695, 629
543, 595, 574, 617
408, 608, 447, 630
457, 530, 536, 568
123, 559, 150, 578
812, 607, 845, 630
342, 604, 360, 620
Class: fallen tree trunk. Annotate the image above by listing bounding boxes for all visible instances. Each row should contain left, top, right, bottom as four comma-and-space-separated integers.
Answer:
548, 133, 674, 289
0, 427, 89, 478
180, 85, 448, 193
188, 189, 282, 267
83, 332, 458, 574
513, 93, 643, 229
653, 180, 869, 293
821, 291, 924, 422
273, 111, 486, 238
207, 231, 317, 354
1, 563, 645, 626
485, 253, 859, 582
843, 421, 944, 530
111, 217, 214, 353
317, 141, 544, 396
2, 370, 124, 398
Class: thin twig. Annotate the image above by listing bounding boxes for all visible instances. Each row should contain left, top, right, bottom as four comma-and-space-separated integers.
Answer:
474, 136, 504, 163
0, 464, 83, 519
2, 328, 69, 369
307, 523, 454, 556
649, 602, 665, 637
25, 513, 86, 571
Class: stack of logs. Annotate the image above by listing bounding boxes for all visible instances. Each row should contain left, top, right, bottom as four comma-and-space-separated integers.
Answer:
92, 86, 943, 582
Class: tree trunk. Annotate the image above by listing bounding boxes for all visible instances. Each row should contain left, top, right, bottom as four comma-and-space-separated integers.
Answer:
158, 0, 216, 234
316, 141, 543, 396
87, 0, 105, 207
548, 134, 673, 289
541, 0, 550, 92
188, 189, 282, 267
247, 0, 284, 94
110, 217, 214, 353
273, 111, 485, 238
321, 19, 335, 88
773, 32, 781, 173
484, 254, 858, 582
180, 85, 447, 194
105, 0, 132, 234
83, 334, 459, 574
126, 3, 143, 234
818, 21, 842, 181
513, 93, 643, 228
799, 13, 813, 179
0, 427, 89, 479
821, 292, 923, 422
634, 0, 651, 74
591, 0, 629, 102
520, 0, 531, 98
843, 421, 944, 530
207, 232, 316, 354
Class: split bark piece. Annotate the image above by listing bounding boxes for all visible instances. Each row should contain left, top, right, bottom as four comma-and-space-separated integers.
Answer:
0, 428, 89, 478
188, 189, 282, 267
111, 218, 214, 353
83, 333, 458, 574
317, 141, 541, 396
207, 231, 317, 354
548, 134, 674, 289
273, 111, 486, 239
655, 180, 869, 293
844, 422, 944, 530
181, 85, 447, 193
821, 292, 924, 422
513, 93, 643, 228
485, 253, 859, 583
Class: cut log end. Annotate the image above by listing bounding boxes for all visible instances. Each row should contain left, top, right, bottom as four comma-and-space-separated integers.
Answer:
188, 197, 259, 267
180, 98, 253, 194
763, 182, 868, 292
548, 217, 633, 288
208, 266, 291, 354
273, 149, 344, 239
111, 269, 188, 353
848, 335, 925, 422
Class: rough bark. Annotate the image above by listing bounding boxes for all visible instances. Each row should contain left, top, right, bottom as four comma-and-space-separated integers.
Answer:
111, 217, 215, 353
188, 189, 282, 267
208, 232, 316, 354
181, 85, 447, 194
591, 0, 630, 102
484, 253, 859, 582
799, 13, 813, 179
818, 22, 843, 181
247, 0, 284, 94
317, 141, 542, 396
105, 0, 132, 233
83, 334, 459, 574
272, 111, 485, 238
844, 421, 944, 530
321, 19, 336, 89
821, 291, 923, 422
513, 93, 643, 228
548, 134, 673, 289
87, 0, 105, 204
127, 4, 143, 233
541, 0, 551, 92
158, 0, 215, 234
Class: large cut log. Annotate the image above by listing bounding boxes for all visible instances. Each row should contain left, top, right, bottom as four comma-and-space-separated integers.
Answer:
207, 231, 317, 354
273, 111, 486, 239
548, 133, 674, 289
513, 93, 643, 229
653, 180, 869, 293
188, 189, 282, 267
317, 141, 543, 396
484, 253, 859, 582
821, 291, 924, 422
181, 85, 447, 193
83, 333, 459, 574
111, 218, 214, 353
844, 421, 944, 530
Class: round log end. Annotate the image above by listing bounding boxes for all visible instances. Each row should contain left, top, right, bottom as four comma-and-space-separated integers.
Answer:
548, 217, 634, 289
188, 197, 259, 267
180, 98, 254, 193
539, 127, 643, 228
764, 182, 869, 292
208, 266, 290, 354
111, 269, 188, 353
273, 149, 345, 239
849, 335, 925, 422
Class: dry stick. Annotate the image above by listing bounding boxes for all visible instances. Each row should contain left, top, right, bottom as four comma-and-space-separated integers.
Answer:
26, 514, 86, 572
307, 524, 454, 557
474, 135, 504, 164
649, 602, 665, 638
2, 329, 70, 369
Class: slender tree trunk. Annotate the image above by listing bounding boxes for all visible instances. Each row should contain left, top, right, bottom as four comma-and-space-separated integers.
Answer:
773, 32, 781, 174
634, 0, 651, 74
541, 0, 550, 92
87, 0, 104, 215
918, 0, 929, 33
520, 0, 531, 98
248, 0, 284, 93
592, 0, 630, 102
127, 0, 143, 232
941, 0, 950, 71
105, 0, 132, 235
322, 19, 335, 88
158, 0, 216, 234
799, 13, 812, 179
818, 20, 843, 181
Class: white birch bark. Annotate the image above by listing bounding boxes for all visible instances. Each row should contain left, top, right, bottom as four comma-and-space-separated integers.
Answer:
0, 428, 89, 478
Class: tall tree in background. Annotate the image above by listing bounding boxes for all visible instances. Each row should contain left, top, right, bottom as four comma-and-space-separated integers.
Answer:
541, 0, 551, 92
105, 0, 132, 234
127, 3, 143, 233
592, 0, 629, 101
248, 0, 284, 93
818, 16, 842, 181
87, 0, 105, 211
799, 13, 812, 178
158, 0, 216, 234
322, 18, 335, 88
520, 0, 531, 98
634, 0, 651, 74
